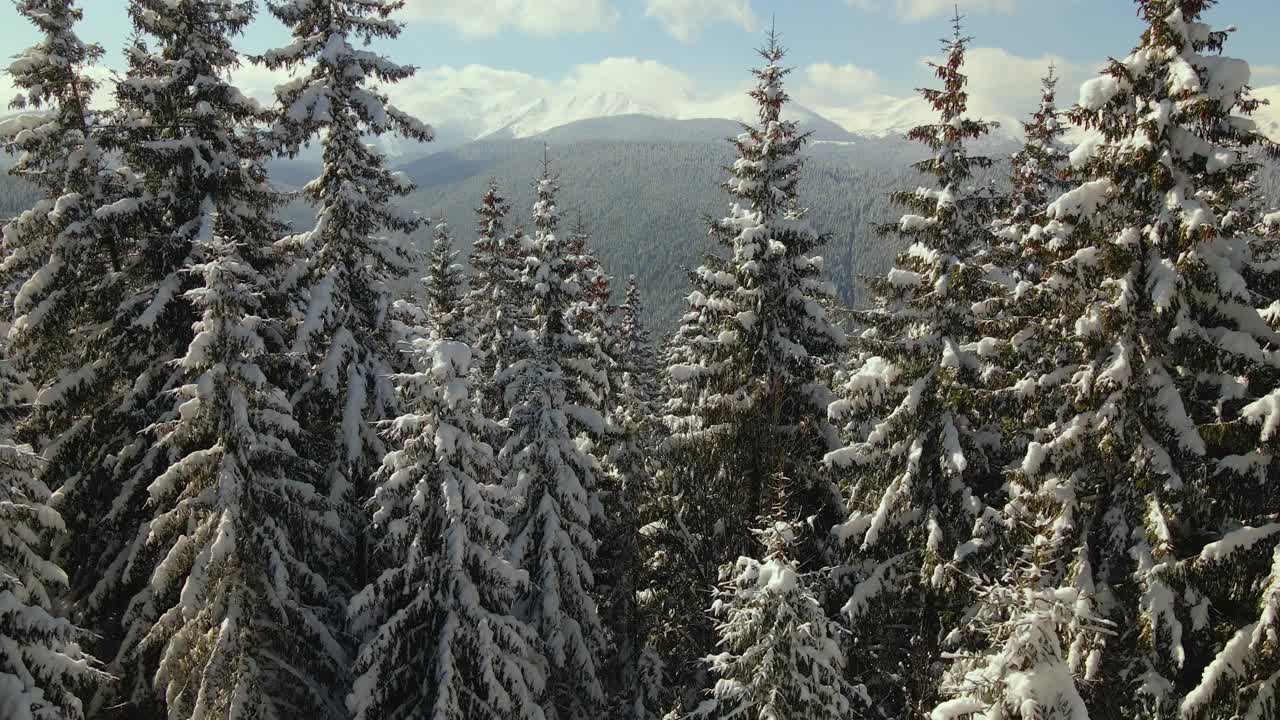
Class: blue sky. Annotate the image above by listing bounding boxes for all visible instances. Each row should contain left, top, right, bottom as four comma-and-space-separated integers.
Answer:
2, 1, 1278, 140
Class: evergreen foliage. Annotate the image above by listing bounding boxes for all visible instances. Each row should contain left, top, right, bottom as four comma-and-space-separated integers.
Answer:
500, 162, 608, 720
44, 3, 287, 712
694, 522, 865, 720
824, 12, 1008, 716
1, 5, 1279, 720
259, 0, 433, 589
424, 218, 467, 342
599, 277, 664, 718
135, 236, 348, 719
993, 65, 1073, 279
0, 347, 104, 720
945, 1, 1280, 717
648, 32, 847, 716
348, 339, 545, 720
463, 179, 524, 422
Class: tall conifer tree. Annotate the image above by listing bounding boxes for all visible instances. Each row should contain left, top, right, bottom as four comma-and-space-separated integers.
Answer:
936, 2, 1280, 717
650, 28, 846, 717
824, 12, 1007, 716
694, 521, 865, 720
0, 343, 105, 720
34, 5, 286, 713
259, 0, 433, 591
348, 337, 546, 720
135, 235, 349, 719
992, 65, 1073, 280
500, 162, 608, 720
464, 180, 521, 422
424, 218, 467, 343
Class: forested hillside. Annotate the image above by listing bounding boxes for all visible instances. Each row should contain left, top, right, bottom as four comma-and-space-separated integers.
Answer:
384, 132, 1018, 329
328, 129, 1280, 331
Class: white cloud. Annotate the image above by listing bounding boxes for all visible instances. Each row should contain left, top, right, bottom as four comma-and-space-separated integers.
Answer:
849, 0, 1018, 22
958, 47, 1093, 130
561, 57, 698, 104
403, 0, 619, 37
797, 62, 882, 103
230, 63, 294, 105
645, 0, 758, 43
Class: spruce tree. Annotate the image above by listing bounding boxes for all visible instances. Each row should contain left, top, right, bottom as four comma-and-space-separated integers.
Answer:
348, 338, 545, 720
971, 1, 1280, 717
993, 64, 1072, 279
600, 277, 663, 718
424, 218, 467, 342
931, 461, 1112, 720
0, 348, 104, 720
930, 579, 1102, 720
464, 179, 519, 421
1007, 66, 1071, 230
259, 0, 433, 589
929, 64, 1088, 720
500, 163, 607, 720
0, 0, 112, 366
0, 5, 115, 714
649, 31, 846, 715
565, 215, 616, 417
663, 29, 845, 559
823, 12, 1006, 716
693, 521, 865, 720
26, 4, 292, 713
0, 0, 120, 611
133, 235, 348, 719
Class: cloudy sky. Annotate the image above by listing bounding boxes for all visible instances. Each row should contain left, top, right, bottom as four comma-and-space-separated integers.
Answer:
2, 0, 1278, 141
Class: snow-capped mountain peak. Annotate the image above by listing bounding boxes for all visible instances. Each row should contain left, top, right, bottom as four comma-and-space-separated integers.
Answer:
479, 91, 663, 139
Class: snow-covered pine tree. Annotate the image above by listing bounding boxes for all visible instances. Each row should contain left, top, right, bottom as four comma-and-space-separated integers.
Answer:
693, 520, 864, 720
0, 5, 116, 714
928, 63, 1087, 720
0, 9, 117, 686
424, 218, 467, 343
559, 217, 642, 698
21, 4, 297, 713
620, 278, 658, 406
599, 276, 664, 718
992, 1, 1280, 716
1009, 66, 1071, 226
130, 235, 348, 720
0, 0, 112, 369
464, 179, 519, 421
931, 577, 1102, 720
823, 12, 1007, 716
930, 450, 1112, 720
649, 30, 846, 716
348, 337, 546, 720
500, 162, 608, 720
664, 28, 845, 559
259, 0, 433, 590
992, 64, 1072, 279
0, 344, 105, 720
562, 214, 616, 423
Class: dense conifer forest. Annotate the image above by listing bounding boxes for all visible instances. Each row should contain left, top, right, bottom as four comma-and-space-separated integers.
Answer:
1, 1, 1278, 719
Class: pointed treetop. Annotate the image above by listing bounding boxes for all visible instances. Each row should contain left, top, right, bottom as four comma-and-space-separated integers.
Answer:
761, 14, 782, 63
950, 4, 967, 43
749, 26, 793, 126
